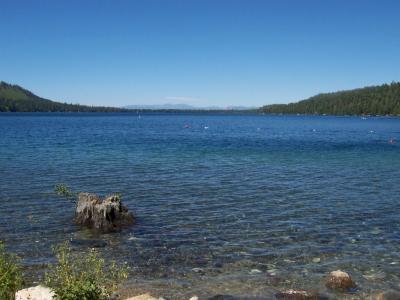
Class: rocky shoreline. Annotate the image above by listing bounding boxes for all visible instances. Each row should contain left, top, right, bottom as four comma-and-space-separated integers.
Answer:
11, 192, 400, 300
15, 270, 400, 300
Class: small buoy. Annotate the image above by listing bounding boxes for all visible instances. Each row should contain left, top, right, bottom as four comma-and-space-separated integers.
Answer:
204, 126, 209, 129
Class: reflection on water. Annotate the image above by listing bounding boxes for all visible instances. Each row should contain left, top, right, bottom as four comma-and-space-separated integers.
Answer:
0, 113, 400, 298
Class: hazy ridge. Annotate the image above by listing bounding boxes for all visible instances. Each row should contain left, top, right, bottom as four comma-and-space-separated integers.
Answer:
1, 80, 400, 115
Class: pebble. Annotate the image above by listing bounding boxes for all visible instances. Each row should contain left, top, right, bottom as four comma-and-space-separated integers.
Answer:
312, 257, 321, 263
371, 228, 382, 235
192, 267, 205, 274
194, 258, 208, 266
275, 289, 319, 300
249, 268, 262, 274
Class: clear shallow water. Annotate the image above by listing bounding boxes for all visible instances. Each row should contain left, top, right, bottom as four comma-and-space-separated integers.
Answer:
0, 113, 400, 298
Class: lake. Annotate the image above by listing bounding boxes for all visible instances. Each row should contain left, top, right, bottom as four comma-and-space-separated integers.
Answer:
0, 113, 399, 298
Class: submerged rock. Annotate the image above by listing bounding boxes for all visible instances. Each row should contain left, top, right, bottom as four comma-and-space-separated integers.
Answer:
209, 295, 275, 300
275, 289, 319, 300
312, 257, 321, 263
192, 267, 205, 274
213, 261, 223, 268
194, 257, 208, 266
374, 290, 400, 300
16, 285, 54, 300
75, 193, 135, 233
124, 294, 160, 300
208, 296, 237, 300
70, 238, 107, 248
325, 270, 355, 291
363, 270, 386, 281
124, 294, 167, 300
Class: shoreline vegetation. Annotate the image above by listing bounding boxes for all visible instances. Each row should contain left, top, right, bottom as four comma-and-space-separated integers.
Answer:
2, 240, 128, 300
1, 81, 400, 116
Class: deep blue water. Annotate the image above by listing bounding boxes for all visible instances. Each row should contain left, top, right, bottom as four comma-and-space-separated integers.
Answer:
0, 113, 400, 298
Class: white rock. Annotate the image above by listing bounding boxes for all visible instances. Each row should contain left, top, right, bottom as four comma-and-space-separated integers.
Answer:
16, 285, 54, 300
125, 294, 159, 300
189, 297, 199, 300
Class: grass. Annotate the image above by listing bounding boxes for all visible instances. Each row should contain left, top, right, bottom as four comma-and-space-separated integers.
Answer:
0, 241, 23, 300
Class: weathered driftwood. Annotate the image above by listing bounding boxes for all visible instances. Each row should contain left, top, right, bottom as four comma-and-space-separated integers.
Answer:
75, 193, 135, 233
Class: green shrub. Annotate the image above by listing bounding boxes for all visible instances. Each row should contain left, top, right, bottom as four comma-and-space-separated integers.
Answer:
0, 241, 23, 300
54, 184, 75, 202
45, 242, 128, 300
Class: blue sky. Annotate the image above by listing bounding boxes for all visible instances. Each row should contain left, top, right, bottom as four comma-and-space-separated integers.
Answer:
1, 0, 400, 107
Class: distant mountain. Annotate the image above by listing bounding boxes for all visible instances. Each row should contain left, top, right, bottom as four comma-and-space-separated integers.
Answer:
261, 82, 400, 116
124, 103, 197, 110
124, 104, 255, 110
0, 81, 129, 112
0, 82, 256, 113
226, 105, 257, 110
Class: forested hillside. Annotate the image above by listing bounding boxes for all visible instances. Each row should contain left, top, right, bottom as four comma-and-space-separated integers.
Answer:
0, 82, 128, 112
3, 81, 400, 115
261, 82, 400, 115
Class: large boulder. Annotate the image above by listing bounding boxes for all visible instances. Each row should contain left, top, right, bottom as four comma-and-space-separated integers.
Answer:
16, 285, 54, 300
75, 193, 135, 233
325, 270, 355, 291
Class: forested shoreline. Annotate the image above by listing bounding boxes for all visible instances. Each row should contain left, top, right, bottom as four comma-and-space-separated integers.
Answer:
0, 82, 129, 112
261, 82, 400, 116
2, 81, 400, 115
